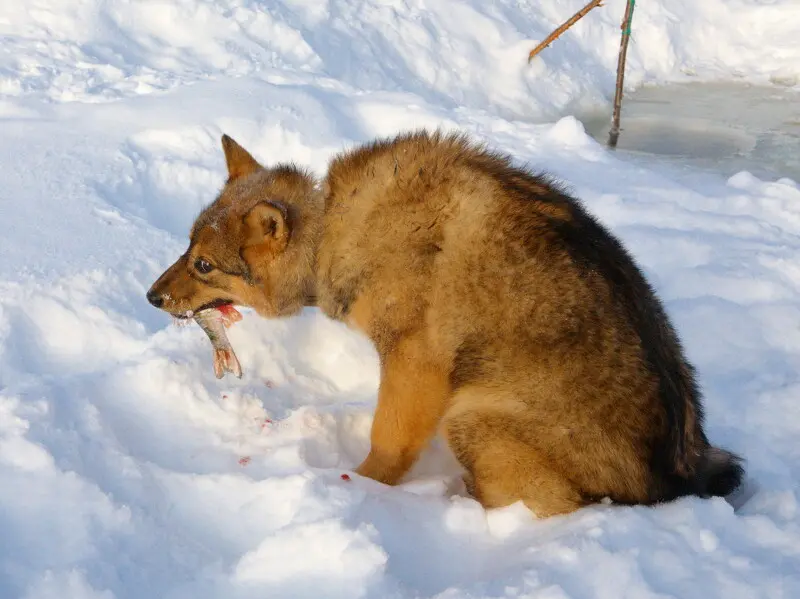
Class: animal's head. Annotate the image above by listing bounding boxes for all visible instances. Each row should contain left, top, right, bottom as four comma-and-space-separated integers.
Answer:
146, 134, 322, 320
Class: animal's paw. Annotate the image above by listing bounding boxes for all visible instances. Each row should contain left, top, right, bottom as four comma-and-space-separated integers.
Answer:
355, 452, 407, 486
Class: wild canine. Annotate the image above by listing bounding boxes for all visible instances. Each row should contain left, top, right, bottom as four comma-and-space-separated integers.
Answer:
147, 130, 743, 517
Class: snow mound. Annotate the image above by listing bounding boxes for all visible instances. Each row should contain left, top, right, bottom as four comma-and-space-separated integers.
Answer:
1, 0, 797, 117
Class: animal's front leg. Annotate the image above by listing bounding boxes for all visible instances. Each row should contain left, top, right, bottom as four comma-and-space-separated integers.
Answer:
355, 333, 450, 485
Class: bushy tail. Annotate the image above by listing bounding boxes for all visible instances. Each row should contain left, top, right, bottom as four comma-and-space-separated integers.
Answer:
693, 447, 744, 498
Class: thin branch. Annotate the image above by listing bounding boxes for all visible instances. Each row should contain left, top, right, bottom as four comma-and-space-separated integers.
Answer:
528, 0, 605, 63
608, 0, 637, 148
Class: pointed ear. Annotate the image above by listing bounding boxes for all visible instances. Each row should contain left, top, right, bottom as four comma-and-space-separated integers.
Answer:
221, 134, 261, 180
242, 201, 291, 255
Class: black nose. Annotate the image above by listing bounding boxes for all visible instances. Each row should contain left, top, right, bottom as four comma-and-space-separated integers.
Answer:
146, 289, 164, 308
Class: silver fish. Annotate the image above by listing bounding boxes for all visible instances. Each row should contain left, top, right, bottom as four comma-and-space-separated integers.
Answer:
193, 306, 243, 379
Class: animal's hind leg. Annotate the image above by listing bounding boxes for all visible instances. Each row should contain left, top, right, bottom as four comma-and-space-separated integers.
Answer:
443, 398, 586, 518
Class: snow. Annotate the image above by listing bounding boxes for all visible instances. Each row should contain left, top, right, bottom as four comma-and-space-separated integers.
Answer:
1, 0, 799, 598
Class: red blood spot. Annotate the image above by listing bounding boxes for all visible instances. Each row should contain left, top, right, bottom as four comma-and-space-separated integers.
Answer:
260, 418, 273, 430
222, 394, 229, 400
238, 456, 251, 466
218, 304, 238, 316
340, 473, 351, 481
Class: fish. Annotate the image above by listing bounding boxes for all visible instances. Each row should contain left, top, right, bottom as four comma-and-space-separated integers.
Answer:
193, 304, 243, 379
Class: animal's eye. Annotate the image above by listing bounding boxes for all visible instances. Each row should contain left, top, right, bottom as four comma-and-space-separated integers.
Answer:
194, 258, 214, 274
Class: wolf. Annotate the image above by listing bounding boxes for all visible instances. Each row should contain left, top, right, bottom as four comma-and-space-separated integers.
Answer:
147, 130, 743, 517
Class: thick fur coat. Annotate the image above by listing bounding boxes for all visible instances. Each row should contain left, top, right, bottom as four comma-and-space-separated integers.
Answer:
147, 130, 743, 517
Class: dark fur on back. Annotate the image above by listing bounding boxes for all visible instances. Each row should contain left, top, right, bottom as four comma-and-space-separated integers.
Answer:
456, 140, 742, 501
322, 129, 743, 504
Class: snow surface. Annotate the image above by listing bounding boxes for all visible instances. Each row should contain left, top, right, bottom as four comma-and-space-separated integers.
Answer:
1, 1, 799, 598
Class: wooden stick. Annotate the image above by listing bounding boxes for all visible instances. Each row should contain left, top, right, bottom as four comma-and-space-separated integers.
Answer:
528, 0, 605, 63
608, 0, 637, 148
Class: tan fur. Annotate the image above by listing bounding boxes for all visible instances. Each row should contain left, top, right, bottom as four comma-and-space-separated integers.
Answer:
355, 330, 451, 485
147, 135, 323, 319
312, 131, 661, 515
148, 130, 740, 518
